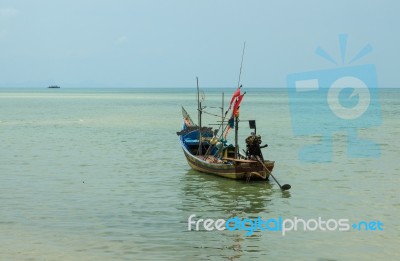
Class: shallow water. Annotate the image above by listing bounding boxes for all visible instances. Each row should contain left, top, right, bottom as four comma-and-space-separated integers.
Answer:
0, 88, 399, 260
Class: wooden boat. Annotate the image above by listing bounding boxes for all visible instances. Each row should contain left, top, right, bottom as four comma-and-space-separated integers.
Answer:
177, 84, 275, 181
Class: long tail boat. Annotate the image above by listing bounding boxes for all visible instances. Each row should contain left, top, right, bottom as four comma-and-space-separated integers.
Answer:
177, 83, 277, 181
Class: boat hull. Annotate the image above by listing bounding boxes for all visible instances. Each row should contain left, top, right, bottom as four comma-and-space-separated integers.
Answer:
180, 139, 274, 180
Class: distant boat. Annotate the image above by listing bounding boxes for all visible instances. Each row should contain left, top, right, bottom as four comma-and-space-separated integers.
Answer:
48, 85, 60, 88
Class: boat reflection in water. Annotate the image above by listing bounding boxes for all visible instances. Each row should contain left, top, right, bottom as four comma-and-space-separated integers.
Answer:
178, 169, 290, 260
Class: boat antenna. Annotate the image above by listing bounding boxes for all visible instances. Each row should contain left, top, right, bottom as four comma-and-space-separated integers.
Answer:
237, 41, 246, 88
212, 43, 247, 142
203, 44, 247, 159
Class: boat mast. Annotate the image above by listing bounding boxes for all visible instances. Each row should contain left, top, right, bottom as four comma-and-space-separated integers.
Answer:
234, 42, 246, 159
237, 42, 246, 89
197, 77, 202, 155
234, 113, 239, 159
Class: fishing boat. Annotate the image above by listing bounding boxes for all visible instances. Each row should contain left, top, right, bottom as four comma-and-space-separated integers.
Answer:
48, 85, 60, 88
177, 82, 290, 191
177, 43, 290, 189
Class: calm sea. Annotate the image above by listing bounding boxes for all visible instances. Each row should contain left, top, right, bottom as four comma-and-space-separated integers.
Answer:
0, 88, 399, 260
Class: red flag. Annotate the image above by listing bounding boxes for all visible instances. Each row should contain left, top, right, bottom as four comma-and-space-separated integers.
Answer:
229, 87, 241, 107
233, 93, 244, 116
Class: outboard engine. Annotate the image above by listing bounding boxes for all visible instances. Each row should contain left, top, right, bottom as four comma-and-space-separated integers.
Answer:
245, 133, 267, 161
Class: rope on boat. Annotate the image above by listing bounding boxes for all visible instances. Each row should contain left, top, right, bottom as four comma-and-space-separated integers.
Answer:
202, 110, 223, 118
246, 171, 267, 182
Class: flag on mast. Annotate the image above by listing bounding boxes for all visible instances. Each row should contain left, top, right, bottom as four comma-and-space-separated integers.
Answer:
224, 87, 245, 139
232, 93, 244, 116
229, 85, 241, 108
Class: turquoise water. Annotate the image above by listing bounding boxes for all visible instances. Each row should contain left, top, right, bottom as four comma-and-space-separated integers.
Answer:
0, 88, 399, 260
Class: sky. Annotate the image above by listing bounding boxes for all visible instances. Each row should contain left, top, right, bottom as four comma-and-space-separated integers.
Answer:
0, 0, 399, 88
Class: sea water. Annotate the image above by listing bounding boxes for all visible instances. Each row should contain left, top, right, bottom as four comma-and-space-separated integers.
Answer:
0, 88, 399, 260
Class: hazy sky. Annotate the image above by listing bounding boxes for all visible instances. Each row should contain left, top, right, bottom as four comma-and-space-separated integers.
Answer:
0, 0, 398, 88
